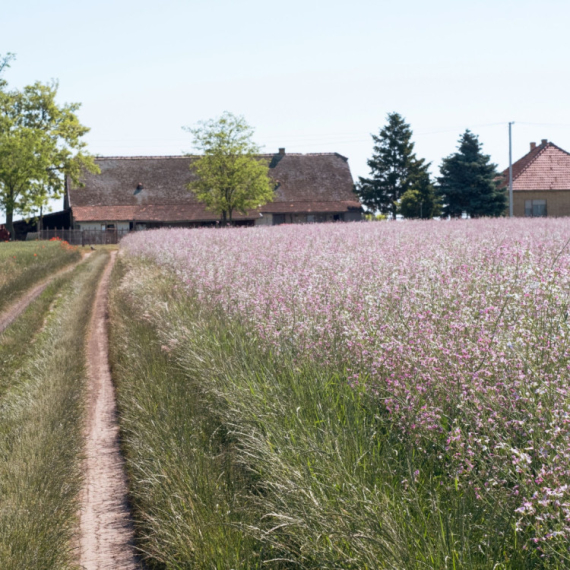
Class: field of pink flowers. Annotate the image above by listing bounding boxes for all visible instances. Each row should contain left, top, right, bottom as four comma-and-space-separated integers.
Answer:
122, 219, 570, 559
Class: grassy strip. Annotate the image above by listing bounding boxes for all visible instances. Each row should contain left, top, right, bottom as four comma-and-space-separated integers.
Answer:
0, 275, 72, 397
110, 256, 548, 570
110, 260, 265, 569
0, 241, 81, 313
0, 251, 109, 569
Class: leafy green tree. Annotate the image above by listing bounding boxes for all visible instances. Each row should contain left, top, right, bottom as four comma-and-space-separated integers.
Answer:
184, 112, 274, 225
398, 169, 441, 219
438, 130, 506, 218
356, 113, 431, 219
0, 53, 15, 90
0, 67, 98, 237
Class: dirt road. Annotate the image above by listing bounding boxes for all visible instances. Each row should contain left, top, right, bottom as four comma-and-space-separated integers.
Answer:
79, 251, 140, 570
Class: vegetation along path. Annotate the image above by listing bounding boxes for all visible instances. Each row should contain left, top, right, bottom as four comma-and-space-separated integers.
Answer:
0, 251, 91, 336
80, 251, 140, 570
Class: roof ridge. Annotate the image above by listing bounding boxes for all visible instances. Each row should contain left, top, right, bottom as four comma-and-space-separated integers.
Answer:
93, 152, 345, 160
543, 141, 570, 157
507, 141, 570, 182
510, 143, 548, 182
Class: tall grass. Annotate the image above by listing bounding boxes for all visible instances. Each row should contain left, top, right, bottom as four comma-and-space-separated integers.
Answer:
0, 241, 81, 313
122, 220, 570, 562
0, 251, 109, 569
111, 252, 564, 569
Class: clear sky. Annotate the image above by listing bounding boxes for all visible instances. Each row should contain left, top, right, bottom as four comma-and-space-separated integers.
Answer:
2, 0, 570, 221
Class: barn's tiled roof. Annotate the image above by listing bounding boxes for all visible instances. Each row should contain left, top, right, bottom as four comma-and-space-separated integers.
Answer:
501, 141, 570, 191
73, 201, 362, 223
69, 153, 360, 221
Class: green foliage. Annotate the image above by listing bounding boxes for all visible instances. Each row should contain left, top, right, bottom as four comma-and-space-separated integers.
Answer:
0, 62, 98, 236
398, 172, 441, 219
364, 212, 388, 221
356, 112, 433, 219
184, 112, 274, 224
438, 130, 506, 218
0, 53, 15, 91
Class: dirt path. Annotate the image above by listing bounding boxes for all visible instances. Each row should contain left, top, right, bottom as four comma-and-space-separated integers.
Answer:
80, 251, 140, 570
0, 253, 92, 336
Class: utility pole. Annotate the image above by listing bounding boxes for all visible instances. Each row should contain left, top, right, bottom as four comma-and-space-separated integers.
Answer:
509, 122, 514, 217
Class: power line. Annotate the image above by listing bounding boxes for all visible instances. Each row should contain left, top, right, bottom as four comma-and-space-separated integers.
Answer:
517, 122, 570, 128
87, 122, 511, 148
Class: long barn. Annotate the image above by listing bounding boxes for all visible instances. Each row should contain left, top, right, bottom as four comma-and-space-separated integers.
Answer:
65, 150, 362, 230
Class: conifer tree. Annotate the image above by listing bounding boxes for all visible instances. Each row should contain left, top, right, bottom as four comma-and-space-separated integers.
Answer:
356, 113, 429, 219
438, 130, 506, 218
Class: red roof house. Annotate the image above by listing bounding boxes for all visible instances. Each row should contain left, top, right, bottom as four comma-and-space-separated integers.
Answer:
503, 139, 570, 217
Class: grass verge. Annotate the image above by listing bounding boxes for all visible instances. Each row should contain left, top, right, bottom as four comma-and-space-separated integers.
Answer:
0, 274, 73, 397
0, 251, 109, 569
0, 241, 81, 313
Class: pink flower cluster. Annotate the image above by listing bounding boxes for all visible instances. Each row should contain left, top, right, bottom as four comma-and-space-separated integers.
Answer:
122, 219, 570, 549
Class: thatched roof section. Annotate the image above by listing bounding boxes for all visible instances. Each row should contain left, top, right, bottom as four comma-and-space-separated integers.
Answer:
69, 152, 361, 222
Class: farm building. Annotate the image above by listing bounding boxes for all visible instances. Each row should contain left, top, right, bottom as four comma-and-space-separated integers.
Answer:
64, 150, 362, 230
505, 140, 570, 217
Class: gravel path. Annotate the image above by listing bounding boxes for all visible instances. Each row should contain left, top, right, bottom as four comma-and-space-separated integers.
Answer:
79, 252, 140, 570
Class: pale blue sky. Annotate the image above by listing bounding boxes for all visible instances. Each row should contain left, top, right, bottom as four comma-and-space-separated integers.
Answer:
2, 0, 570, 220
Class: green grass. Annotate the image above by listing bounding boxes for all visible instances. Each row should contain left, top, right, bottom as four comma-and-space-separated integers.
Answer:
0, 251, 109, 569
0, 241, 82, 313
111, 256, 559, 570
0, 275, 72, 397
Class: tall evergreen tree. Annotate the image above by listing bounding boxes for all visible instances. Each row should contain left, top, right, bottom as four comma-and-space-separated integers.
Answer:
356, 113, 428, 219
438, 130, 506, 218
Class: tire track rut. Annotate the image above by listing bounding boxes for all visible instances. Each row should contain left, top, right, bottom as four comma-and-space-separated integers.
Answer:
0, 253, 92, 336
80, 251, 140, 569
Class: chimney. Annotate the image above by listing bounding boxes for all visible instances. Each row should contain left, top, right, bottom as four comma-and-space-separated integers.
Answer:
541, 139, 548, 145
278, 148, 285, 155
530, 142, 536, 150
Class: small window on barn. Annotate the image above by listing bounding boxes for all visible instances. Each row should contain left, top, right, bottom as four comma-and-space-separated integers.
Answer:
106, 224, 115, 230
525, 199, 547, 217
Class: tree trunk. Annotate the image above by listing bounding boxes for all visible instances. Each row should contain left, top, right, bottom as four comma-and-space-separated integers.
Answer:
228, 209, 233, 226
5, 207, 14, 240
221, 211, 227, 226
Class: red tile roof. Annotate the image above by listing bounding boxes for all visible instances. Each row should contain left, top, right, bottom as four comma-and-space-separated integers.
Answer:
69, 153, 361, 222
501, 141, 570, 191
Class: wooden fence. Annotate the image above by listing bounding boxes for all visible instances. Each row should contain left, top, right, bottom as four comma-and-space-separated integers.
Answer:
26, 228, 131, 246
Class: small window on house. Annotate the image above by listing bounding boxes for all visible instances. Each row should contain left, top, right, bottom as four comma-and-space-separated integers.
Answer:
307, 215, 315, 223
525, 199, 547, 217
106, 224, 116, 230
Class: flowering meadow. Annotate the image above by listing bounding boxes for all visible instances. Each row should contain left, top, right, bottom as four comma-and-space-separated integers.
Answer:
119, 219, 570, 567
